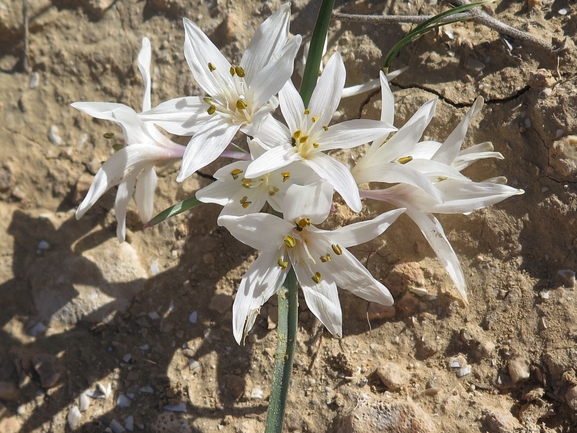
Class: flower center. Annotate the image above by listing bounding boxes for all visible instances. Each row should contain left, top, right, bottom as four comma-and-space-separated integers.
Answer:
290, 109, 328, 159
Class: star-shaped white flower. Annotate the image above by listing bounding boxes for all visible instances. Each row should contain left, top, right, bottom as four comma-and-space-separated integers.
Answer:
196, 140, 318, 216
73, 37, 185, 242
245, 52, 396, 212
139, 4, 302, 182
219, 181, 405, 344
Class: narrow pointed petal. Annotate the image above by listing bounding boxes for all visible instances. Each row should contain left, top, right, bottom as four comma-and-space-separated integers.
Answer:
232, 252, 287, 344
183, 18, 233, 96
137, 37, 152, 112
139, 97, 209, 136
240, 3, 291, 82
177, 120, 240, 182
196, 177, 241, 206
308, 52, 345, 127
329, 208, 405, 248
318, 120, 396, 151
380, 71, 395, 125
134, 166, 157, 221
433, 96, 484, 165
453, 142, 503, 171
245, 145, 299, 178
325, 249, 394, 305
406, 208, 468, 303
306, 153, 362, 212
114, 175, 137, 243
279, 78, 305, 133
252, 36, 302, 108
253, 117, 292, 150
284, 181, 333, 225
299, 277, 342, 338
218, 214, 293, 252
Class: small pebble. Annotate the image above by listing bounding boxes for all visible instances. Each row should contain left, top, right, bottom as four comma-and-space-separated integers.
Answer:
77, 133, 88, 147
122, 354, 132, 363
110, 419, 125, 433
116, 394, 131, 408
139, 386, 154, 394
48, 125, 63, 145
29, 322, 47, 337
559, 269, 575, 287
508, 357, 530, 383
189, 311, 198, 324
163, 402, 187, 412
457, 365, 472, 377
139, 344, 149, 351
79, 393, 90, 411
150, 261, 159, 275
188, 359, 201, 372
376, 363, 409, 391
251, 387, 264, 399
148, 311, 160, 320
124, 416, 134, 432
37, 240, 50, 254
29, 72, 39, 89
67, 406, 81, 429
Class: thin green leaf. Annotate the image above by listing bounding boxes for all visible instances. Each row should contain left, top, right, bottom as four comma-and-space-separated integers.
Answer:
143, 196, 203, 228
383, 1, 491, 71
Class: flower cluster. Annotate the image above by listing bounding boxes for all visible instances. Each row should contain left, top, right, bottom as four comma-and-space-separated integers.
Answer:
73, 4, 522, 344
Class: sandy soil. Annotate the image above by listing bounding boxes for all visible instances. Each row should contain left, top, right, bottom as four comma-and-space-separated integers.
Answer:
1, 0, 577, 432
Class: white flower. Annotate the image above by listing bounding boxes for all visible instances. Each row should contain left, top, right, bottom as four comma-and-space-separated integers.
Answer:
196, 140, 318, 216
218, 181, 405, 344
245, 52, 396, 212
73, 37, 185, 242
139, 4, 302, 182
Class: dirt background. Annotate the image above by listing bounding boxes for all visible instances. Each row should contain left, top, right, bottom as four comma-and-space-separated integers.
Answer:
1, 0, 577, 431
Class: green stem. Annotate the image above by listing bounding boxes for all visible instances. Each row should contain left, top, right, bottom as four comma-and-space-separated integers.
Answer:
299, 0, 336, 107
265, 269, 298, 433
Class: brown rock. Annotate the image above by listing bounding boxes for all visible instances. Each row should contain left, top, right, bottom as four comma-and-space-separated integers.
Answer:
376, 363, 409, 391
0, 381, 20, 401
33, 353, 61, 388
367, 302, 396, 320
549, 135, 577, 179
396, 292, 419, 314
209, 294, 233, 314
483, 407, 522, 433
508, 357, 530, 383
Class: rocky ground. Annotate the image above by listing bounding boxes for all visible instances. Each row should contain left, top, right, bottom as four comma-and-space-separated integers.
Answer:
1, 0, 577, 432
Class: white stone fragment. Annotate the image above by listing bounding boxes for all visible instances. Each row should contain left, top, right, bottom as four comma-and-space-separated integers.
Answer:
86, 383, 110, 399
124, 415, 134, 432
48, 125, 63, 145
559, 269, 575, 287
148, 311, 160, 320
29, 322, 47, 337
251, 387, 264, 399
150, 260, 159, 275
139, 385, 154, 394
139, 344, 149, 351
116, 394, 131, 408
78, 133, 88, 148
163, 402, 187, 412
122, 354, 132, 363
189, 311, 198, 324
457, 365, 472, 377
188, 359, 201, 372
79, 392, 90, 411
67, 406, 81, 429
168, 301, 175, 312
29, 72, 39, 89
37, 240, 50, 253
110, 419, 125, 433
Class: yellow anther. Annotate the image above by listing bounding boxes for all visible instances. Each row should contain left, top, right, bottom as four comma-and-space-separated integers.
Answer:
230, 66, 236, 76
313, 143, 320, 149
304, 109, 310, 115
320, 254, 332, 263
281, 172, 290, 182
208, 62, 216, 71
299, 135, 309, 144
241, 178, 252, 188
207, 105, 216, 115
397, 156, 413, 164
322, 125, 329, 131
284, 235, 297, 248
235, 66, 245, 77
230, 169, 243, 180
277, 258, 289, 270
269, 186, 279, 196
312, 116, 318, 122
103, 132, 115, 139
236, 99, 248, 110
240, 196, 248, 204
297, 218, 311, 229
241, 201, 252, 208
312, 272, 322, 284
437, 175, 448, 182
293, 130, 301, 139
112, 143, 124, 152
331, 244, 343, 255
203, 97, 212, 104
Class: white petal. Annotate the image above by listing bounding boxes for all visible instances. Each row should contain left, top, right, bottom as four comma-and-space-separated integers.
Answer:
284, 181, 333, 225
134, 166, 157, 221
177, 120, 240, 182
233, 252, 287, 344
218, 214, 293, 252
220, 189, 269, 216
139, 97, 209, 136
252, 36, 302, 108
196, 178, 239, 206
306, 153, 362, 212
114, 176, 137, 243
183, 18, 233, 96
325, 248, 393, 305
308, 52, 345, 127
253, 116, 292, 149
240, 3, 291, 82
279, 78, 305, 133
298, 275, 342, 338
245, 145, 299, 178
406, 208, 467, 303
318, 119, 396, 151
329, 208, 405, 248
433, 96, 484, 165
380, 71, 395, 125
137, 37, 152, 112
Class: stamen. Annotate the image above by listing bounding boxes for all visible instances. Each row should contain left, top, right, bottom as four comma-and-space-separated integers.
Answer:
241, 201, 252, 209
207, 105, 216, 115
291, 137, 296, 147
103, 132, 115, 139
241, 178, 252, 189
112, 143, 124, 152
322, 125, 329, 131
281, 172, 290, 182
311, 272, 322, 284
397, 156, 413, 164
299, 135, 309, 144
277, 258, 289, 270
208, 62, 216, 71
230, 66, 236, 76
437, 175, 448, 182
331, 244, 343, 255
320, 254, 332, 263
268, 186, 279, 196
293, 130, 301, 139
297, 218, 311, 229
203, 97, 212, 104
235, 66, 245, 77
304, 109, 310, 115
236, 99, 248, 110
283, 235, 297, 248
313, 143, 319, 149
312, 116, 318, 122
230, 168, 243, 180
239, 196, 249, 205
